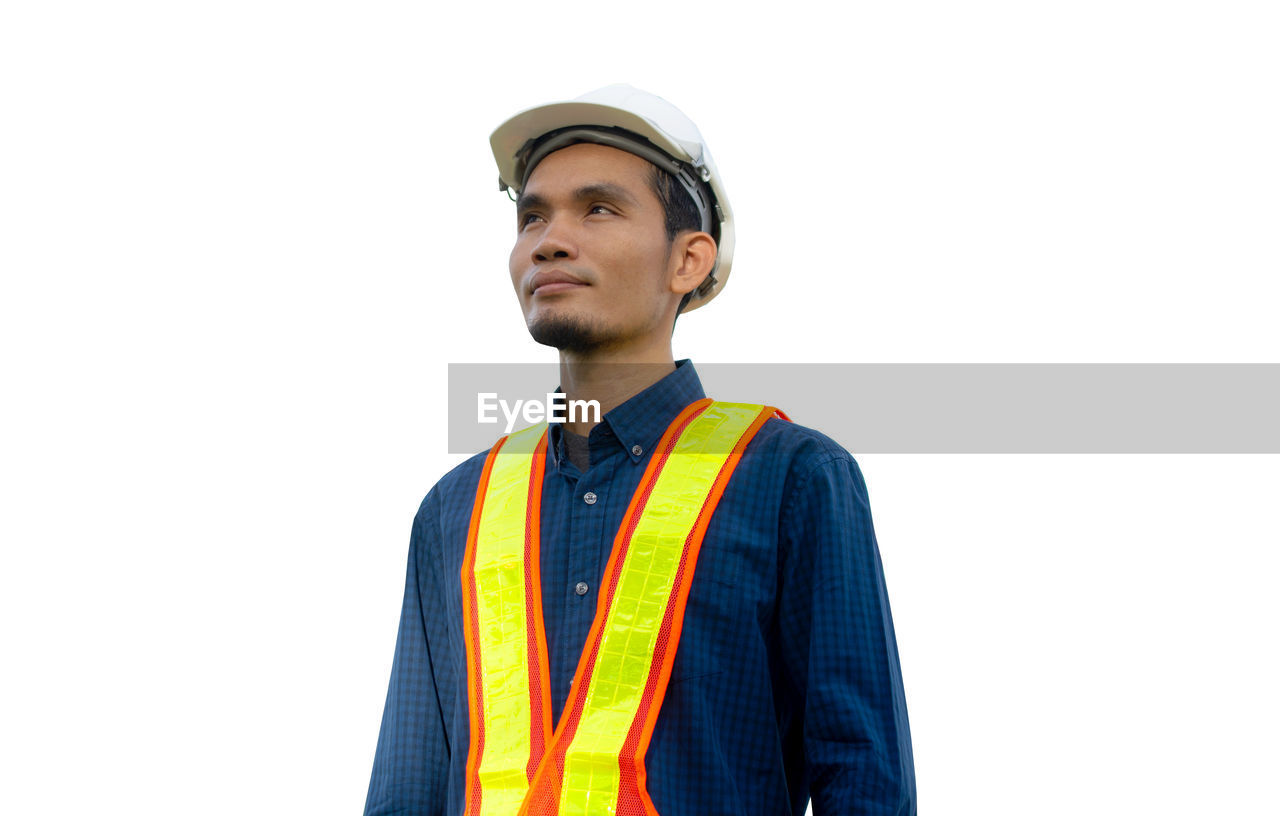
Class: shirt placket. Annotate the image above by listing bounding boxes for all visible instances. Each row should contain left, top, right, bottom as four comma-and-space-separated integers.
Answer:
553, 448, 617, 717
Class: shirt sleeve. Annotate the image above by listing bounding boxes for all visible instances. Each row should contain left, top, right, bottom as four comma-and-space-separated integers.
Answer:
364, 489, 450, 816
778, 454, 917, 815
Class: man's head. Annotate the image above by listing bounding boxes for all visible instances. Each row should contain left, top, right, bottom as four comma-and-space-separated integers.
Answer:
491, 86, 735, 351
508, 141, 716, 356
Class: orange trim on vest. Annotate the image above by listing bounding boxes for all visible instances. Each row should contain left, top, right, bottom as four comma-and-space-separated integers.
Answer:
461, 431, 554, 815
523, 438, 554, 784
625, 401, 776, 816
461, 435, 500, 814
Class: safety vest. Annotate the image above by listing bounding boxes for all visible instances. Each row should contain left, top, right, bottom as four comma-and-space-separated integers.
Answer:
460, 397, 788, 816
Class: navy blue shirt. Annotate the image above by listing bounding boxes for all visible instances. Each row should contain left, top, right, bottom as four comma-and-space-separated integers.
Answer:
364, 360, 916, 815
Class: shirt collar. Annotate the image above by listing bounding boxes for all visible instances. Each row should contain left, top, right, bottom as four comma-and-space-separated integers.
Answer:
548, 358, 706, 468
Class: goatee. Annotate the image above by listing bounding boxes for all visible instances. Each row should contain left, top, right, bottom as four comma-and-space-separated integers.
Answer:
528, 312, 617, 355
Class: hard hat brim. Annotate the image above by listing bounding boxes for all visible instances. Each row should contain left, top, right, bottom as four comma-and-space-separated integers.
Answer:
491, 101, 702, 193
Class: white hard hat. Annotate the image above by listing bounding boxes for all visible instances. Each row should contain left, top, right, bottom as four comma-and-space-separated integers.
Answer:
490, 84, 733, 313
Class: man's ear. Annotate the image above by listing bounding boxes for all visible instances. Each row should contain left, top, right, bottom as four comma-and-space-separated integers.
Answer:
668, 231, 718, 297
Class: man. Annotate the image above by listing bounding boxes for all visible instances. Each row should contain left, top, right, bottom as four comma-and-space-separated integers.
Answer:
364, 85, 916, 815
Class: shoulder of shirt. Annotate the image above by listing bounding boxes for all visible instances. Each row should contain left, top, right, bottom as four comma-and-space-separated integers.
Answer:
752, 413, 858, 471
412, 446, 495, 523
742, 415, 869, 524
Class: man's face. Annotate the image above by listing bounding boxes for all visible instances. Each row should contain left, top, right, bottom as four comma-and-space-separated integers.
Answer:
509, 142, 677, 355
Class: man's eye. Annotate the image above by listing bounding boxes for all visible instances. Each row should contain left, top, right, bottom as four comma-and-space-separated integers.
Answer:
520, 213, 544, 227
589, 205, 613, 215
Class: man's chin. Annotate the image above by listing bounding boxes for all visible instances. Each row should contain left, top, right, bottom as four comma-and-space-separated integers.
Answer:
527, 313, 612, 355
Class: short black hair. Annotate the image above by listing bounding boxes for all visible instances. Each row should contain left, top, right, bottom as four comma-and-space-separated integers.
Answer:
647, 164, 703, 241
647, 164, 710, 317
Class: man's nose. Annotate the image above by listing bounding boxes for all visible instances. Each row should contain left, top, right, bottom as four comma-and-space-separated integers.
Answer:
532, 217, 578, 262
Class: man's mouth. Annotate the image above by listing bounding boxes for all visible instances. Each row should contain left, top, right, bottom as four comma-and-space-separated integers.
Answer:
533, 281, 587, 295
529, 269, 589, 295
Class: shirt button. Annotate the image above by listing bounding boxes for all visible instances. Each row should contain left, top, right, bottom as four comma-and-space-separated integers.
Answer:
574, 581, 589, 596
631, 445, 643, 456
583, 491, 597, 505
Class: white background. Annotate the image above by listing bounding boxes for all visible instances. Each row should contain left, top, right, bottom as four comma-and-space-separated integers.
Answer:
2, 1, 1277, 813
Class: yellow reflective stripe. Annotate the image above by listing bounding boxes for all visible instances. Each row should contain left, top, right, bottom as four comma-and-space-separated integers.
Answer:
558, 402, 767, 815
472, 422, 546, 815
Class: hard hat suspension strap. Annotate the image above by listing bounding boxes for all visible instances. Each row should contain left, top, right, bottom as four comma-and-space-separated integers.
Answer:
515, 126, 718, 237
